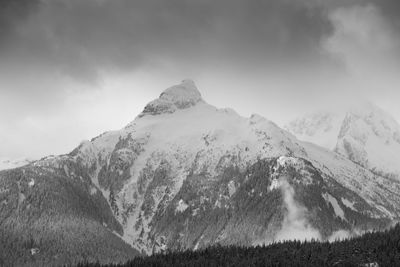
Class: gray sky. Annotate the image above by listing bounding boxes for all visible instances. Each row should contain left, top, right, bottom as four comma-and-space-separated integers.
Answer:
1, 0, 400, 159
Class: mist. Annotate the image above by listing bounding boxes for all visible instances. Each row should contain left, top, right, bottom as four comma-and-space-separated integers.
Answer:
275, 179, 321, 242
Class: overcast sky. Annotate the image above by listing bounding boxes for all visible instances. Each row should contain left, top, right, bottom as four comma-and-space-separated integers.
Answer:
1, 0, 400, 159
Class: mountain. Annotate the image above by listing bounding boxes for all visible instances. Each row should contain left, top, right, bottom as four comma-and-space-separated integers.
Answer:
0, 158, 32, 171
285, 103, 400, 180
0, 155, 140, 266
1, 80, 400, 265
283, 111, 344, 150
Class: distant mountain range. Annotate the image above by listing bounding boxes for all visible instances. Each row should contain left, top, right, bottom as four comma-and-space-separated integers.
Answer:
285, 103, 400, 180
1, 80, 399, 266
0, 158, 33, 171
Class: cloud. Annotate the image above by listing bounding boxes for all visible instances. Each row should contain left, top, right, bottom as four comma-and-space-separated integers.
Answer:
320, 1, 400, 121
0, 0, 39, 42
370, 0, 400, 26
324, 3, 400, 80
275, 179, 321, 242
328, 230, 351, 242
0, 0, 333, 83
1, 0, 400, 158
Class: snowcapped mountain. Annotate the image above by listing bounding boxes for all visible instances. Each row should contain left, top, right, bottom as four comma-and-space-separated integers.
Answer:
1, 80, 400, 265
0, 158, 32, 171
285, 103, 400, 180
284, 111, 344, 150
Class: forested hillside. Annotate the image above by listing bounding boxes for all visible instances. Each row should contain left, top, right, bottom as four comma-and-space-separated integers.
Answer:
78, 224, 400, 267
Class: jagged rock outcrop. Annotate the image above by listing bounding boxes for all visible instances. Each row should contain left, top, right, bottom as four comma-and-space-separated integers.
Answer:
140, 79, 203, 117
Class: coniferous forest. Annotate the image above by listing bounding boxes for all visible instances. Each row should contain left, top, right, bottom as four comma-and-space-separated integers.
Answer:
77, 224, 400, 267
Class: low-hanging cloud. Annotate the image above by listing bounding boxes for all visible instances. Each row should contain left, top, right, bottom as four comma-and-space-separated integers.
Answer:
275, 179, 321, 242
274, 179, 362, 243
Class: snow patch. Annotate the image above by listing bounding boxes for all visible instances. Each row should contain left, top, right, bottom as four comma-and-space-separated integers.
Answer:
194, 234, 204, 251
227, 181, 236, 197
323, 193, 346, 221
28, 178, 35, 187
30, 248, 40, 256
175, 199, 189, 213
269, 178, 280, 191
275, 156, 305, 172
192, 207, 200, 216
214, 199, 222, 208
277, 156, 299, 167
376, 205, 394, 218
90, 187, 97, 195
0, 158, 32, 171
341, 197, 357, 211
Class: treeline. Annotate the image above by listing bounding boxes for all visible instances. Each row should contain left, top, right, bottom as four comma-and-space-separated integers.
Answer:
77, 224, 400, 267
0, 166, 138, 266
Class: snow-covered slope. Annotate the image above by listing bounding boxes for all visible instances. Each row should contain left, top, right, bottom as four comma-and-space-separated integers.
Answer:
71, 80, 310, 252
70, 81, 400, 253
285, 103, 400, 179
285, 111, 344, 150
2, 80, 400, 264
0, 158, 32, 171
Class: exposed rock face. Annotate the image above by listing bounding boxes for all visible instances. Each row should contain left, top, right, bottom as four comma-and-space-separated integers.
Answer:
141, 79, 203, 116
1, 81, 400, 265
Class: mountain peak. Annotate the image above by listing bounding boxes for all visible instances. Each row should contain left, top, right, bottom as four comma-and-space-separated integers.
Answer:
160, 79, 202, 106
140, 80, 204, 117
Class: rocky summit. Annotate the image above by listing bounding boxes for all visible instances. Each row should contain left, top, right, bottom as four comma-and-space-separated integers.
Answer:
1, 80, 400, 266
